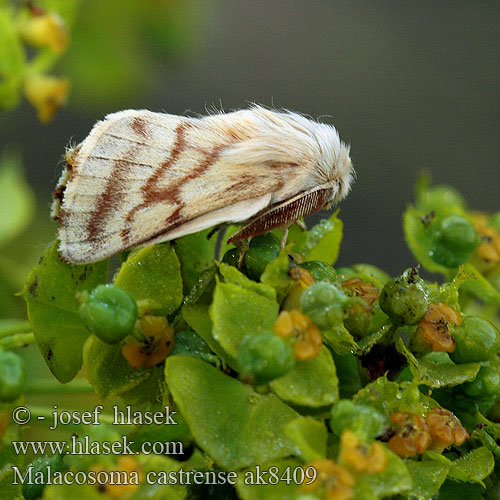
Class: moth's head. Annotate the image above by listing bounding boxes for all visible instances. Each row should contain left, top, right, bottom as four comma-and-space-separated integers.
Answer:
331, 142, 354, 203
313, 121, 354, 205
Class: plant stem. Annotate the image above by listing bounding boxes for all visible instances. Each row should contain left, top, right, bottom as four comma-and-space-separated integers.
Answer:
25, 379, 94, 394
0, 320, 31, 338
0, 333, 35, 349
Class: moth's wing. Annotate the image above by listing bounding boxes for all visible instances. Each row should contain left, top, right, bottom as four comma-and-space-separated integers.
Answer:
55, 110, 286, 264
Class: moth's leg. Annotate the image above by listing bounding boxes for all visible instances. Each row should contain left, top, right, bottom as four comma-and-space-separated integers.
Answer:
296, 220, 307, 232
280, 227, 289, 249
206, 224, 225, 240
65, 144, 81, 167
234, 239, 250, 268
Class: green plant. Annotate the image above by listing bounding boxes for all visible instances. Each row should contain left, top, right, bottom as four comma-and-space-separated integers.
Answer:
0, 177, 498, 499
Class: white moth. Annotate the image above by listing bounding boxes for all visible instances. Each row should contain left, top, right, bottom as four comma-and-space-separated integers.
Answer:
52, 106, 354, 264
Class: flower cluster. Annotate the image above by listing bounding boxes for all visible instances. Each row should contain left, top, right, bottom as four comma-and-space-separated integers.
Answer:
415, 301, 461, 353
388, 408, 468, 457
274, 310, 323, 360
122, 316, 174, 369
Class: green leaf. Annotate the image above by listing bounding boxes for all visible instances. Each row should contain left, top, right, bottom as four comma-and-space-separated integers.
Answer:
236, 458, 302, 500
303, 210, 343, 263
210, 281, 278, 359
353, 376, 401, 417
426, 447, 495, 486
127, 412, 192, 454
283, 417, 327, 461
174, 229, 216, 295
0, 405, 24, 498
182, 303, 236, 368
0, 8, 25, 78
260, 251, 293, 303
448, 447, 495, 485
83, 336, 151, 399
270, 347, 339, 408
0, 76, 21, 110
129, 454, 189, 500
0, 153, 35, 247
460, 263, 500, 304
218, 224, 240, 260
406, 460, 449, 500
322, 324, 359, 355
403, 207, 451, 275
417, 357, 480, 388
115, 243, 183, 315
433, 479, 484, 500
397, 338, 480, 388
354, 448, 412, 498
357, 323, 392, 354
23, 241, 108, 383
165, 356, 298, 469
219, 263, 277, 301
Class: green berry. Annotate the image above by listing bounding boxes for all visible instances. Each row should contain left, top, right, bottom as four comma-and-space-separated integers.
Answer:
238, 332, 295, 384
243, 233, 281, 280
343, 308, 372, 338
461, 365, 500, 413
297, 261, 336, 282
379, 268, 430, 325
221, 247, 241, 267
450, 316, 500, 364
79, 284, 138, 344
22, 454, 67, 499
300, 282, 348, 330
330, 399, 387, 442
429, 215, 478, 268
0, 350, 26, 402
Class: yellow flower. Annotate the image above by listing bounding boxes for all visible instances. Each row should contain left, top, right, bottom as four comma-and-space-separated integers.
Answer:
339, 430, 387, 474
388, 412, 430, 457
302, 459, 354, 500
273, 310, 323, 360
426, 407, 469, 452
416, 302, 461, 353
290, 266, 316, 288
342, 278, 379, 311
122, 316, 174, 369
471, 213, 500, 271
90, 456, 142, 498
19, 11, 69, 53
23, 73, 69, 123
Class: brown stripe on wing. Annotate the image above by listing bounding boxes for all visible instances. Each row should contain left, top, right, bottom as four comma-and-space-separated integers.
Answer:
121, 143, 224, 246
120, 121, 192, 245
131, 117, 148, 138
227, 185, 335, 243
86, 147, 139, 243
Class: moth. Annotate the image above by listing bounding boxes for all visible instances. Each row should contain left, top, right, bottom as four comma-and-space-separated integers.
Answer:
52, 106, 354, 264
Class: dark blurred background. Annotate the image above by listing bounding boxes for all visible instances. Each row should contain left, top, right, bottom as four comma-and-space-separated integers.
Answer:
1, 0, 499, 275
